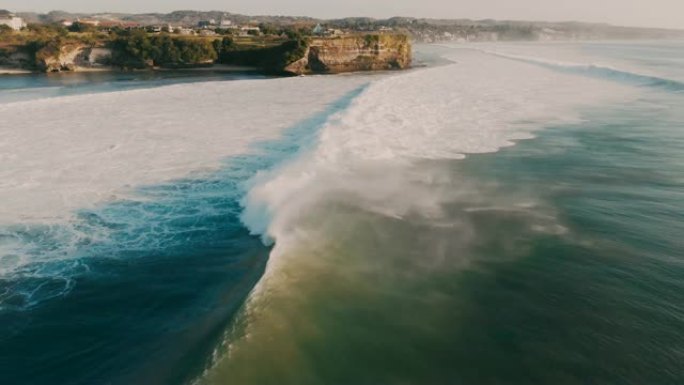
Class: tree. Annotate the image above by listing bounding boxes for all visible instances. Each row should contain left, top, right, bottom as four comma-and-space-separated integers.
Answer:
258, 23, 277, 36
109, 30, 158, 68
109, 31, 218, 68
68, 22, 95, 33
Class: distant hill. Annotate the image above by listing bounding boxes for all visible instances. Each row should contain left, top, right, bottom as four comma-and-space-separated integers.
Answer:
15, 10, 684, 42
16, 10, 317, 27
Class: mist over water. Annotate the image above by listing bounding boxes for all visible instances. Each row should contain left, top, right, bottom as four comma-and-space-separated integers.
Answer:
201, 43, 684, 384
2, 41, 684, 385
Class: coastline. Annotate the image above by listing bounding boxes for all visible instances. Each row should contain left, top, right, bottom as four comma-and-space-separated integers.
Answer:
1, 33, 411, 77
0, 64, 264, 77
0, 66, 33, 75
154, 64, 261, 72
3, 36, 684, 385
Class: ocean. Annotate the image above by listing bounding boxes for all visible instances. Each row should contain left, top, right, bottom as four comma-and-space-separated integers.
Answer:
1, 41, 683, 385
0, 69, 273, 104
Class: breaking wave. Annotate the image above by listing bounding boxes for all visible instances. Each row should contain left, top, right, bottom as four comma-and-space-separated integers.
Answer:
474, 49, 684, 93
240, 50, 634, 256
200, 49, 637, 383
0, 76, 369, 312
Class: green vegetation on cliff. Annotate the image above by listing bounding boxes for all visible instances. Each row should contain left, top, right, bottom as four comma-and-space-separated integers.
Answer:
109, 30, 217, 68
107, 32, 307, 71
1, 23, 410, 74
214, 37, 308, 71
0, 23, 108, 70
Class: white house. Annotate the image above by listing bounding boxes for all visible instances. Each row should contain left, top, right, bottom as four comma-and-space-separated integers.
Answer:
313, 24, 345, 37
177, 27, 195, 36
239, 26, 261, 36
312, 24, 325, 35
0, 11, 26, 31
77, 18, 100, 27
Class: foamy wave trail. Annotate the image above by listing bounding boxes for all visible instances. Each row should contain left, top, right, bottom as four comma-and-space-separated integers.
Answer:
0, 75, 368, 311
1, 75, 372, 384
476, 49, 684, 93
240, 50, 635, 250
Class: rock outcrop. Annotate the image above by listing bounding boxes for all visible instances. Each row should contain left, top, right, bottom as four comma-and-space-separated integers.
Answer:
284, 34, 412, 75
37, 44, 112, 72
3, 34, 411, 75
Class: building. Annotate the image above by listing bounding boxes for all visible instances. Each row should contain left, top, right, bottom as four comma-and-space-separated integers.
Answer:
239, 26, 261, 36
0, 10, 26, 31
312, 24, 325, 36
77, 18, 101, 27
199, 29, 217, 36
198, 19, 217, 28
313, 24, 345, 37
177, 27, 195, 36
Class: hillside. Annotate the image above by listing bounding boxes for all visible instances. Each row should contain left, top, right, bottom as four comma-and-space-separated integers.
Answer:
15, 10, 684, 42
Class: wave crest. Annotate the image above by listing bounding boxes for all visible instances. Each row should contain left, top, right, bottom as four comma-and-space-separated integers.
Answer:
475, 48, 684, 93
240, 50, 634, 255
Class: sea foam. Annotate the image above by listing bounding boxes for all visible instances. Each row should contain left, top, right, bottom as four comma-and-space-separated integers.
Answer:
471, 46, 684, 92
204, 48, 639, 382
240, 49, 635, 271
0, 76, 368, 225
0, 75, 369, 300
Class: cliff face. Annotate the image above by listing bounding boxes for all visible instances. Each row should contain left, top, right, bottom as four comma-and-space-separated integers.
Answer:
36, 44, 111, 72
284, 34, 412, 75
3, 34, 411, 75
1, 41, 113, 73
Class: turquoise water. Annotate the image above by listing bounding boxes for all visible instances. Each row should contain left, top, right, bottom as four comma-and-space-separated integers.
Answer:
201, 42, 684, 385
199, 96, 684, 385
2, 42, 684, 385
0, 69, 272, 103
0, 76, 365, 384
449, 95, 684, 383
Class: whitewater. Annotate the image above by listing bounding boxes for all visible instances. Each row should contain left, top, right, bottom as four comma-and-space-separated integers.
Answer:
205, 48, 643, 383
4, 41, 684, 385
241, 49, 634, 253
1, 48, 631, 288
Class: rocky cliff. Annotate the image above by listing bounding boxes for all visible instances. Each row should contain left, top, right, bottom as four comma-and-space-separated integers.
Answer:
0, 43, 112, 72
37, 44, 111, 72
2, 34, 411, 75
284, 34, 412, 75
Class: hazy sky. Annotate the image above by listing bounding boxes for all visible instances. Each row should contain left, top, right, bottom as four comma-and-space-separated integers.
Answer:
5, 0, 684, 29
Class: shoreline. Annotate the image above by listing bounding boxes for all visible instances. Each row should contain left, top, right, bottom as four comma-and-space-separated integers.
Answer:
0, 64, 265, 77
0, 66, 33, 75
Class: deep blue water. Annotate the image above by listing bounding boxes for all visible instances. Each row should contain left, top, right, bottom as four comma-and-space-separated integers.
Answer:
0, 72, 366, 384
196, 78, 684, 384
450, 92, 684, 384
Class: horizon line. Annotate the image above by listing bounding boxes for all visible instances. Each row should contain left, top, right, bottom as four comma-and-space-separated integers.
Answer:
6, 9, 684, 31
